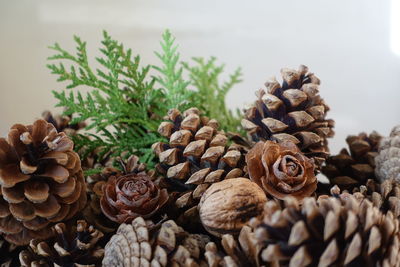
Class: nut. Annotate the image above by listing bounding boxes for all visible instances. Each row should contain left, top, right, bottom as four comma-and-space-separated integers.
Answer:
198, 178, 267, 237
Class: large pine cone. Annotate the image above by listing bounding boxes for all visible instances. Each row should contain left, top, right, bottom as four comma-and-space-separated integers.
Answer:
19, 220, 104, 266
242, 65, 334, 168
375, 125, 400, 182
251, 195, 400, 266
322, 131, 381, 191
0, 119, 86, 245
153, 108, 247, 215
103, 217, 210, 266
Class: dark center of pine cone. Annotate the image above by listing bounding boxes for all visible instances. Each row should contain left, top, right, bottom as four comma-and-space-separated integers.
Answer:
117, 175, 154, 199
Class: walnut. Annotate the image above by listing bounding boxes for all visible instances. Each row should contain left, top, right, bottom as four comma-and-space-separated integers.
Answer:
198, 178, 267, 237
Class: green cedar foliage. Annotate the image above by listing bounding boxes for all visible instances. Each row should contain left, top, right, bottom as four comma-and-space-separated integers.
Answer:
48, 30, 242, 169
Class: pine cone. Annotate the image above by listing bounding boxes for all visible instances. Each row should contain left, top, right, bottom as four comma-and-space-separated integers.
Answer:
246, 140, 317, 201
322, 131, 381, 191
42, 111, 85, 136
103, 217, 210, 266
0, 235, 22, 267
349, 179, 400, 219
375, 125, 400, 182
251, 195, 400, 266
242, 65, 334, 168
0, 119, 86, 245
19, 220, 104, 266
204, 226, 259, 267
153, 107, 247, 216
100, 156, 169, 223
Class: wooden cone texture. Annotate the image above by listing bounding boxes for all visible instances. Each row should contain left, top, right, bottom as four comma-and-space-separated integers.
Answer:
375, 125, 400, 183
242, 65, 334, 168
322, 131, 381, 190
153, 107, 246, 211
19, 220, 104, 267
103, 217, 210, 267
0, 119, 86, 245
251, 195, 400, 267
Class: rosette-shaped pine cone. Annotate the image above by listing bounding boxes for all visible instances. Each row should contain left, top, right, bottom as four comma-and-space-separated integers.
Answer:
322, 131, 381, 191
246, 140, 317, 201
205, 225, 259, 267
251, 195, 400, 267
375, 125, 400, 182
242, 65, 334, 169
153, 108, 247, 217
42, 110, 85, 136
19, 220, 104, 267
0, 119, 86, 245
100, 167, 169, 223
0, 235, 22, 267
103, 217, 211, 266
348, 179, 400, 219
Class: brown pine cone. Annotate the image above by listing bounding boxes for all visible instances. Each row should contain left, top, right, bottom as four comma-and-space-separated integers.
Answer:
251, 195, 400, 267
0, 119, 87, 245
204, 226, 259, 267
322, 131, 381, 191
100, 156, 169, 224
42, 110, 85, 136
0, 235, 22, 267
19, 220, 104, 266
349, 179, 400, 219
153, 107, 247, 218
103, 217, 211, 266
246, 140, 317, 201
242, 65, 334, 169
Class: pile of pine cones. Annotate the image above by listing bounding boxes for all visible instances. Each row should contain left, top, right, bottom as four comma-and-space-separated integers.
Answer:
1, 65, 399, 267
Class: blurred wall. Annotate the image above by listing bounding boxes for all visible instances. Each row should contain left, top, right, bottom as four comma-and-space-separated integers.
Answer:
0, 0, 399, 153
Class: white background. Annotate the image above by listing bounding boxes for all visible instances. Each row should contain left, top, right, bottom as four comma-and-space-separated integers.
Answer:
0, 0, 399, 153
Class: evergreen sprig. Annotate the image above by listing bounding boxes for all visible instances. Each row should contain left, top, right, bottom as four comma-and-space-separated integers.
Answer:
48, 30, 243, 170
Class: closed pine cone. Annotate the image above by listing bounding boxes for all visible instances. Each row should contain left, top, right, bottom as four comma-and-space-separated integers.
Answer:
251, 195, 400, 267
322, 131, 381, 191
19, 220, 104, 267
242, 65, 334, 169
103, 217, 211, 267
153, 108, 247, 217
0, 119, 86, 245
375, 125, 400, 183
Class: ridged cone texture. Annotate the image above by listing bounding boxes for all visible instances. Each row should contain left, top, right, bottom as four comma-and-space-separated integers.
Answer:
0, 119, 86, 245
375, 125, 400, 183
242, 65, 334, 169
251, 195, 400, 267
322, 131, 381, 190
103, 217, 211, 267
19, 220, 104, 266
153, 107, 247, 213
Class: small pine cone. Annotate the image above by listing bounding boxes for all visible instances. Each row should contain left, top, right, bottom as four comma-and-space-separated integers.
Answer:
103, 217, 210, 266
322, 131, 382, 191
349, 179, 400, 219
84, 155, 153, 232
0, 119, 87, 245
19, 220, 104, 266
242, 65, 334, 169
153, 107, 247, 214
0, 235, 22, 267
42, 110, 85, 136
375, 125, 400, 182
252, 195, 400, 267
204, 226, 259, 267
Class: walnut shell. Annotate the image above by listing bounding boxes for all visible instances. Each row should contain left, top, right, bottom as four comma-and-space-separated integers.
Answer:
198, 178, 267, 237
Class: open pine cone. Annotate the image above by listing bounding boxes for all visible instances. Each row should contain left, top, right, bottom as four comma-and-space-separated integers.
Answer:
0, 235, 22, 267
153, 107, 247, 218
251, 195, 400, 266
103, 217, 210, 266
19, 220, 104, 267
42, 111, 85, 136
0, 119, 86, 245
375, 125, 400, 183
242, 65, 334, 169
322, 131, 381, 191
